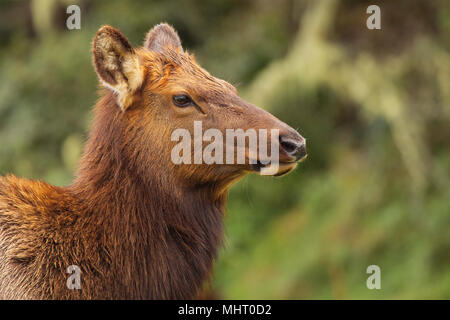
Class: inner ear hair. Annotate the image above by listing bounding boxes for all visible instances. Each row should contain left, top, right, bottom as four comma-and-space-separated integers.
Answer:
93, 25, 143, 110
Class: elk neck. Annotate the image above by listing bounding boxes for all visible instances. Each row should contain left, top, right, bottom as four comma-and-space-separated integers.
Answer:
68, 92, 226, 298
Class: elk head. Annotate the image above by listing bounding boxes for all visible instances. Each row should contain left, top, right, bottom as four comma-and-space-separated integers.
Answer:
92, 23, 306, 193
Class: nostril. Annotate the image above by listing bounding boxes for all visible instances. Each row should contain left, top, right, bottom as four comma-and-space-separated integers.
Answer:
279, 136, 300, 155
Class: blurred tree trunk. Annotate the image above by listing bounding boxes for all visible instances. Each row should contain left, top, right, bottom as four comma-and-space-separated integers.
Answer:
31, 0, 59, 36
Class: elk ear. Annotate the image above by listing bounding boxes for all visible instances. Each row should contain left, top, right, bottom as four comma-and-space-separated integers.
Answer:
144, 23, 182, 52
92, 26, 143, 110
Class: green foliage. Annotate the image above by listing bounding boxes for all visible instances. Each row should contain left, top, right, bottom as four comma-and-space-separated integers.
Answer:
0, 0, 449, 299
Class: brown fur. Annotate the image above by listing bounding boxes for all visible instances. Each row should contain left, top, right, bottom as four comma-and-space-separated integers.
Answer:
0, 24, 305, 299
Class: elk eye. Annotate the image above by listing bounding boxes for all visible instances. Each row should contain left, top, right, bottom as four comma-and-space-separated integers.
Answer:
172, 94, 193, 107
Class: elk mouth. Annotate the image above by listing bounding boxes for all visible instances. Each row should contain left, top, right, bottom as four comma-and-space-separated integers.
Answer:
251, 156, 307, 177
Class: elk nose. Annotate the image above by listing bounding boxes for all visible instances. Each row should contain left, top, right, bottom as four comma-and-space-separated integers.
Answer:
279, 135, 307, 161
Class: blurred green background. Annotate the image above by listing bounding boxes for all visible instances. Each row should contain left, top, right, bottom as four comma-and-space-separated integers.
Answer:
0, 0, 449, 299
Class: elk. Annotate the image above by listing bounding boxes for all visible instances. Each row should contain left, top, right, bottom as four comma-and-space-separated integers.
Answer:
0, 23, 307, 299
